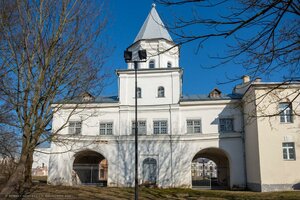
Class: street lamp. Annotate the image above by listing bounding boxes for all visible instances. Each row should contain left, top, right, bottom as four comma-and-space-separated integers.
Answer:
124, 49, 147, 200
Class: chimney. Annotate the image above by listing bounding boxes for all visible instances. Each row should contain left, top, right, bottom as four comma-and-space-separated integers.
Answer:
254, 77, 262, 82
242, 75, 250, 84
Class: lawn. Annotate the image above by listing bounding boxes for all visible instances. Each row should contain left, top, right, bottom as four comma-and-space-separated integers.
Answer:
1, 184, 300, 200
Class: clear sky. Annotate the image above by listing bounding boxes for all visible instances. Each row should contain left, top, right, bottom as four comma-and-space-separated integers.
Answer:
102, 0, 283, 96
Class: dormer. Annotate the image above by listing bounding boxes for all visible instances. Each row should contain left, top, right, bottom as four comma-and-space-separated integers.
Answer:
81, 92, 95, 102
209, 88, 222, 99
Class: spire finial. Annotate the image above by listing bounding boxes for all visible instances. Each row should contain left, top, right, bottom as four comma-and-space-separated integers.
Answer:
152, 3, 156, 8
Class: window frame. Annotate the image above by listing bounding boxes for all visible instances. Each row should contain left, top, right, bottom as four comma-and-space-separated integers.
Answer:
137, 87, 142, 98
279, 102, 293, 123
157, 86, 165, 98
69, 121, 82, 135
186, 119, 202, 134
282, 142, 296, 160
99, 122, 113, 135
153, 120, 168, 134
219, 118, 234, 133
132, 120, 147, 135
149, 60, 155, 69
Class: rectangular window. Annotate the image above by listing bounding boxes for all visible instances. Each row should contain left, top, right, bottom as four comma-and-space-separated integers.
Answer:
69, 121, 82, 135
99, 122, 113, 135
279, 103, 293, 123
153, 120, 168, 134
187, 119, 202, 133
132, 121, 147, 135
219, 118, 234, 132
282, 142, 296, 160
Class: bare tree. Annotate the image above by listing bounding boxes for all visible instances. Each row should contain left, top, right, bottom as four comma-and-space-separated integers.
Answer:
0, 129, 19, 159
0, 0, 110, 194
155, 0, 300, 80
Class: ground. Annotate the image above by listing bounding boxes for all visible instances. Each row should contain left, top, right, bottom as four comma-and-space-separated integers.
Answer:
1, 184, 300, 200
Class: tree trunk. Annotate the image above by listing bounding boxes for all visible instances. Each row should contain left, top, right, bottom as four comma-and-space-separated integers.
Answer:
0, 132, 34, 195
0, 153, 26, 195
24, 149, 33, 187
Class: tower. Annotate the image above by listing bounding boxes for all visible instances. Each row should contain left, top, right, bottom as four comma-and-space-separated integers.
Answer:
117, 4, 182, 106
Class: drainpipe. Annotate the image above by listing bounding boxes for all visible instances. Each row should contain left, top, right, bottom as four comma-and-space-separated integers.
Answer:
169, 104, 174, 187
241, 103, 248, 189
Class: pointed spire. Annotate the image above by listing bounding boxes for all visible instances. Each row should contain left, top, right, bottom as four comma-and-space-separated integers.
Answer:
134, 4, 173, 42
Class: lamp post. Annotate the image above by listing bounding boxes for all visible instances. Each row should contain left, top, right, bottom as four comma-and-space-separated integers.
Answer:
124, 49, 147, 200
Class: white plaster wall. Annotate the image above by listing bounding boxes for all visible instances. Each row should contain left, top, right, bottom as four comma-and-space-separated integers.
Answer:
118, 70, 182, 106
179, 101, 243, 135
51, 106, 120, 136
32, 148, 50, 169
48, 99, 245, 188
127, 40, 179, 69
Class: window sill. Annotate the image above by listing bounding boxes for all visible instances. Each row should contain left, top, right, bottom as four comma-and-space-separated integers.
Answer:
67, 133, 82, 135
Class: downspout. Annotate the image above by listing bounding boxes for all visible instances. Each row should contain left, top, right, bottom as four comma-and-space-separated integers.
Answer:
169, 104, 174, 187
169, 72, 174, 187
241, 101, 248, 189
117, 105, 121, 187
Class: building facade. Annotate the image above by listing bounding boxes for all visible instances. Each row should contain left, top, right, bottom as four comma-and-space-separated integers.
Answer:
47, 5, 300, 191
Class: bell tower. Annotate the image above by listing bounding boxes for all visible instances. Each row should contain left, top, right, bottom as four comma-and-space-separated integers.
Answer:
117, 4, 182, 106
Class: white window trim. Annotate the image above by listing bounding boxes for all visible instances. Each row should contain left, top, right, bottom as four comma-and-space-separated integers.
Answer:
132, 120, 147, 135
99, 121, 114, 135
283, 142, 296, 160
219, 118, 234, 133
68, 121, 82, 135
186, 119, 202, 134
149, 59, 155, 69
279, 103, 293, 123
153, 120, 168, 134
157, 86, 165, 98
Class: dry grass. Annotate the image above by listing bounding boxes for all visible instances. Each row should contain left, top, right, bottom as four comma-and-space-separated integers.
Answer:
1, 184, 300, 200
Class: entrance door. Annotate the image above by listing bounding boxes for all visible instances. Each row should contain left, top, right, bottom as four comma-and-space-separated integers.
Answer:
143, 158, 157, 185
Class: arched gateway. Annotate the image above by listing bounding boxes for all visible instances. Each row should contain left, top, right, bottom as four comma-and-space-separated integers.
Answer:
192, 148, 230, 189
72, 150, 107, 186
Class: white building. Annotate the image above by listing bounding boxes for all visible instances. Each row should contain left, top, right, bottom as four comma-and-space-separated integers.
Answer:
32, 148, 50, 176
47, 4, 300, 191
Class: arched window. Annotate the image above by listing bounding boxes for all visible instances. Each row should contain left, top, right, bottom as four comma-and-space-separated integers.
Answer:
149, 60, 155, 68
137, 87, 142, 98
158, 86, 165, 98
167, 61, 172, 68
143, 158, 157, 185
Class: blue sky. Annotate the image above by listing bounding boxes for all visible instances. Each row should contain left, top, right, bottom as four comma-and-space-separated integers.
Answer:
102, 0, 283, 96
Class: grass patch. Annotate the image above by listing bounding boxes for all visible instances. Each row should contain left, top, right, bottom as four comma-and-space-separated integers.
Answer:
1, 184, 299, 200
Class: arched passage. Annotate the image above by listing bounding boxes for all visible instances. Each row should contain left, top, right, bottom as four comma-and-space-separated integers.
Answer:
72, 150, 107, 186
191, 148, 230, 189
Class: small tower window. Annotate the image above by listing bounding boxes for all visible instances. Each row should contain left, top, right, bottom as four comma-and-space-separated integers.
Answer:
137, 87, 142, 98
158, 86, 165, 98
149, 60, 155, 69
167, 62, 172, 68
